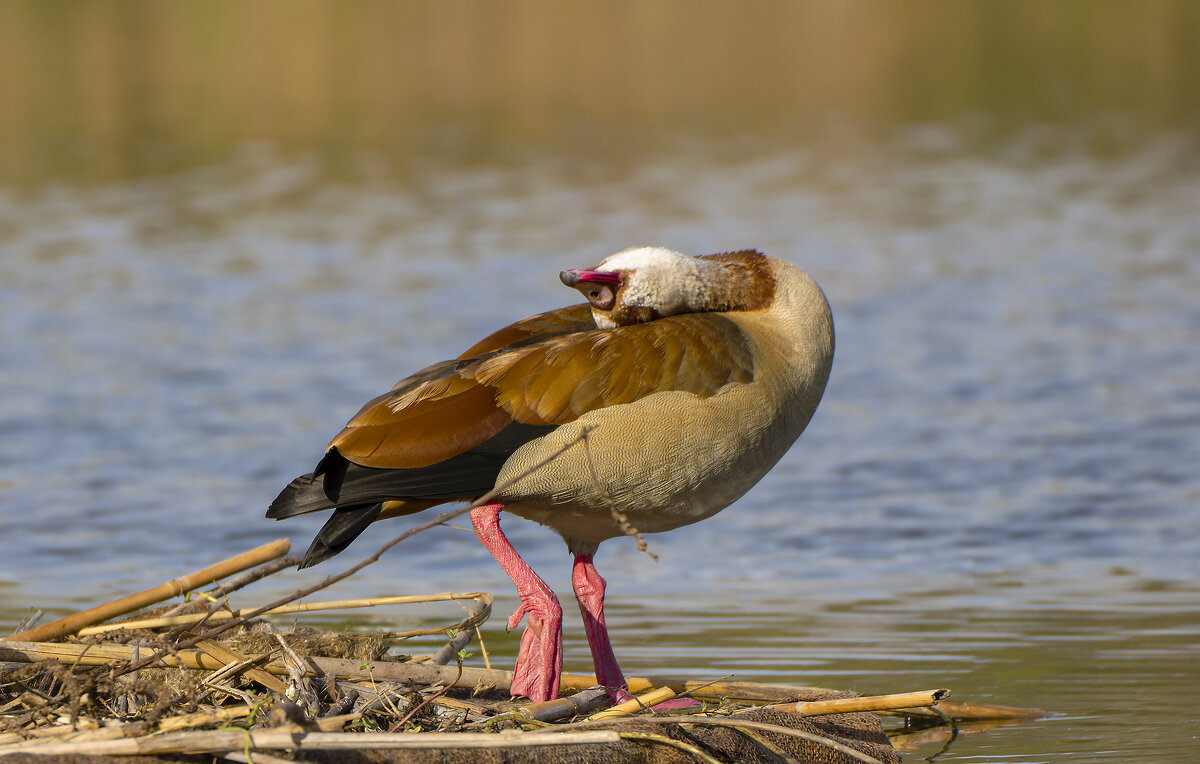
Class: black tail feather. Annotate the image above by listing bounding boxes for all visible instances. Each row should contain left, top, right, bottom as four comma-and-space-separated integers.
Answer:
268, 421, 557, 566
299, 502, 385, 568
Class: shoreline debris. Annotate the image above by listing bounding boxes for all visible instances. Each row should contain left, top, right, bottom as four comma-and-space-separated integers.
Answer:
1, 530, 1044, 762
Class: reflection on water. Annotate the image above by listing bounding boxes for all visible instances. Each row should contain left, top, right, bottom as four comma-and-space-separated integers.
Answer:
2, 134, 1198, 761
1, 0, 1197, 183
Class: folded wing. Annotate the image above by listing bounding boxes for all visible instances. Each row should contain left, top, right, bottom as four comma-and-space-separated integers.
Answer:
267, 305, 756, 564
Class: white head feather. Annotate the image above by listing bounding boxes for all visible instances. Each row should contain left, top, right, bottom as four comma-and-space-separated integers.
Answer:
597, 246, 713, 318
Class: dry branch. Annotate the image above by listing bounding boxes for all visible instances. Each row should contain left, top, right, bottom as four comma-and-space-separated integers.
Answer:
516, 687, 611, 723
5, 539, 291, 643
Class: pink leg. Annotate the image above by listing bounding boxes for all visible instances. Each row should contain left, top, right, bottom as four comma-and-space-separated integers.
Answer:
470, 503, 563, 702
571, 553, 629, 701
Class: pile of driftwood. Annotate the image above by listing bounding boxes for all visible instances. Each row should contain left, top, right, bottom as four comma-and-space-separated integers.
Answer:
0, 533, 1044, 763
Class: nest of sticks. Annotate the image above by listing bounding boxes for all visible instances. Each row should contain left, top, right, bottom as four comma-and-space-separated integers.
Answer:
0, 526, 1046, 763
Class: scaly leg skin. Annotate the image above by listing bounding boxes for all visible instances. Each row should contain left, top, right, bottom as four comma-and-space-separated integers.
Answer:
571, 553, 629, 702
572, 553, 702, 710
470, 503, 563, 702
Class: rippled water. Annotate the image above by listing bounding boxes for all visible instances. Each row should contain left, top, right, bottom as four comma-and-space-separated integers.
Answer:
2, 134, 1198, 761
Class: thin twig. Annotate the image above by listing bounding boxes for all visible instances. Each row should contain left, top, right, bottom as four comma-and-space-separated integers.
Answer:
158, 556, 301, 619
581, 428, 658, 562
678, 674, 735, 700
169, 595, 230, 642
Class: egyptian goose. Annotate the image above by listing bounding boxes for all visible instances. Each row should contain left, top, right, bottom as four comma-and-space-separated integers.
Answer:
268, 247, 834, 703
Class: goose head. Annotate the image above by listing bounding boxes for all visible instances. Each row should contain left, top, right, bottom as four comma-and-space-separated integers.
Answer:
560, 246, 775, 329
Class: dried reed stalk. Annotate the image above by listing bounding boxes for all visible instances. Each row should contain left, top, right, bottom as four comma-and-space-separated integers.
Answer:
157, 704, 255, 733
761, 688, 950, 717
5, 539, 291, 643
78, 592, 489, 636
194, 639, 289, 695
156, 555, 300, 619
0, 728, 621, 756
587, 687, 676, 720
1, 640, 233, 671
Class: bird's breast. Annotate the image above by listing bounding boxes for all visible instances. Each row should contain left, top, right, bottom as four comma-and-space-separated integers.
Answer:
494, 371, 808, 550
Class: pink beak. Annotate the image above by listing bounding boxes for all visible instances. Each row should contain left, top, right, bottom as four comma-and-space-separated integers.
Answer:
560, 268, 621, 287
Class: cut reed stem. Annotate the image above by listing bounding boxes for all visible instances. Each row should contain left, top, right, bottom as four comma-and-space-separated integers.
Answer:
587, 687, 676, 720
760, 689, 951, 717
5, 539, 291, 643
78, 592, 488, 636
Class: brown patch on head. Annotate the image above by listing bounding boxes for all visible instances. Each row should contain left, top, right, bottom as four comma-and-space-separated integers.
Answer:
699, 250, 777, 311
611, 303, 662, 326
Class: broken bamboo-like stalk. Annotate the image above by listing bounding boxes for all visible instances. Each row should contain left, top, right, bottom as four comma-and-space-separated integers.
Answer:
587, 687, 676, 720
5, 539, 291, 643
761, 689, 951, 717
0, 728, 621, 756
194, 639, 290, 695
78, 591, 488, 636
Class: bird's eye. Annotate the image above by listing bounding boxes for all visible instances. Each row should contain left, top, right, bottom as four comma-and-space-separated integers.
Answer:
585, 283, 617, 311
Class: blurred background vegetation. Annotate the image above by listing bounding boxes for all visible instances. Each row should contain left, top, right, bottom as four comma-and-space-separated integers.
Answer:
1, 0, 1196, 185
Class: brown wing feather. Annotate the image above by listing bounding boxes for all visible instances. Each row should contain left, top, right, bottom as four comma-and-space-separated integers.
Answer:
329, 304, 594, 470
457, 303, 595, 358
471, 312, 756, 425
327, 309, 755, 470
331, 383, 512, 469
